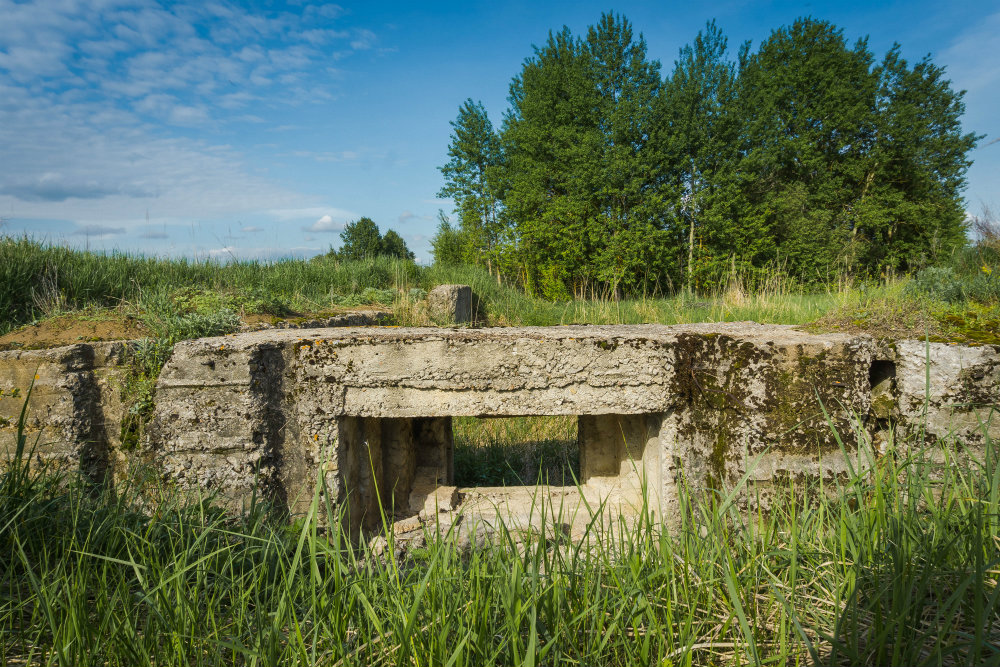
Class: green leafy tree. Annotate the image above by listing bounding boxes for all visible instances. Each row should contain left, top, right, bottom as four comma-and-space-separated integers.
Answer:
659, 21, 740, 290
439, 99, 506, 278
380, 230, 415, 260
848, 46, 979, 271
439, 13, 979, 293
430, 212, 465, 266
338, 217, 413, 261
584, 13, 670, 296
502, 13, 666, 297
736, 18, 880, 279
501, 25, 597, 298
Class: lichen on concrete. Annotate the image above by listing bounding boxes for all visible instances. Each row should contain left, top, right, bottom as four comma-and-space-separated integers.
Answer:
2, 322, 997, 538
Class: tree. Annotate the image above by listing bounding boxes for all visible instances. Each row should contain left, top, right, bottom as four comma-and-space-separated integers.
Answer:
584, 13, 670, 296
735, 18, 978, 278
736, 18, 880, 279
439, 99, 505, 277
380, 229, 415, 260
502, 13, 667, 297
338, 217, 413, 260
659, 21, 739, 290
848, 46, 979, 271
430, 211, 465, 266
438, 13, 980, 293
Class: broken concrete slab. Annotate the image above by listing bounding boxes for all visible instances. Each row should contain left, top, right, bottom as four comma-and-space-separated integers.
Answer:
0, 342, 132, 479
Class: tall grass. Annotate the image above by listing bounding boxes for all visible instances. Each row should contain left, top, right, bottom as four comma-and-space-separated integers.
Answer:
453, 416, 578, 486
2, 397, 998, 665
0, 237, 422, 334
2, 236, 858, 337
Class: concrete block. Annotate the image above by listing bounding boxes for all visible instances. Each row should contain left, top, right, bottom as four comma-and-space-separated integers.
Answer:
427, 284, 472, 324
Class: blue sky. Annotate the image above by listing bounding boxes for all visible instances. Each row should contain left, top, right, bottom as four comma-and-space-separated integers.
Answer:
1, 0, 997, 263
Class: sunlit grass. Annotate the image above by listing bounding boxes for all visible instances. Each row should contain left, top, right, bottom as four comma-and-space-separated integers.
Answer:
2, 390, 999, 665
453, 416, 578, 486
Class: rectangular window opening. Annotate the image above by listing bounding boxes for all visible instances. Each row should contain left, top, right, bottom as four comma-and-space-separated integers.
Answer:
453, 416, 579, 487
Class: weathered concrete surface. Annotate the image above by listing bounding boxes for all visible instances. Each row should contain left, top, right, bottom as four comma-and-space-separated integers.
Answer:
893, 341, 999, 445
143, 323, 999, 534
3, 323, 998, 538
0, 342, 131, 478
426, 284, 472, 324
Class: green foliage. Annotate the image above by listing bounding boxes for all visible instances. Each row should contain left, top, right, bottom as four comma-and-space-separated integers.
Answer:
908, 263, 999, 305
337, 217, 385, 260
439, 14, 979, 295
380, 230, 415, 260
336, 217, 414, 261
454, 416, 579, 486
429, 213, 466, 267
438, 101, 506, 272
906, 267, 968, 303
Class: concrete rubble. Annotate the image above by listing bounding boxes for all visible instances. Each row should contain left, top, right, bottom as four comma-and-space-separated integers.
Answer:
426, 284, 473, 324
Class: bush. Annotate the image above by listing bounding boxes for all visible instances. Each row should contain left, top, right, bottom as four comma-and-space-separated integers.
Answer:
906, 267, 967, 303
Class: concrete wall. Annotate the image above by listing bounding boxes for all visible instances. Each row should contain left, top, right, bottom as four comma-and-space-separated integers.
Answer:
1, 324, 997, 535
0, 342, 131, 479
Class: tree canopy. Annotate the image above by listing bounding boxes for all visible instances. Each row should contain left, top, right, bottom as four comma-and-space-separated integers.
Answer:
335, 217, 414, 261
436, 13, 979, 296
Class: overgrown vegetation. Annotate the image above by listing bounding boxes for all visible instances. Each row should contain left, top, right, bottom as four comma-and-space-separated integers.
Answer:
438, 14, 979, 297
3, 231, 997, 346
454, 416, 579, 486
2, 390, 999, 665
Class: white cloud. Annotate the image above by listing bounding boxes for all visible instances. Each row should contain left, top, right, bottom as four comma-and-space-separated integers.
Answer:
241, 225, 264, 233
306, 214, 342, 232
270, 206, 355, 221
0, 0, 379, 233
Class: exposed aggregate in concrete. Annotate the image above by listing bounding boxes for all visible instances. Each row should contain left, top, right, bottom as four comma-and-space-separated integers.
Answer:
1, 323, 997, 538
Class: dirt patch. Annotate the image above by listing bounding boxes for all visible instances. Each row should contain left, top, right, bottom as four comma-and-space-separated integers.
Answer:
0, 314, 151, 351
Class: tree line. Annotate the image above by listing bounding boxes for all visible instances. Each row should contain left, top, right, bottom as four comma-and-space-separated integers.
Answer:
434, 14, 979, 298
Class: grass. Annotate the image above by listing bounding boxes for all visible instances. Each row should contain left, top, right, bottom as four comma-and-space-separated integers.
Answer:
2, 387, 999, 665
3, 235, 997, 344
453, 416, 579, 486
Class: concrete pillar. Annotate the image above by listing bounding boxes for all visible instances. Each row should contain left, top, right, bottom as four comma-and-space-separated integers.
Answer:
381, 418, 417, 515
578, 413, 663, 511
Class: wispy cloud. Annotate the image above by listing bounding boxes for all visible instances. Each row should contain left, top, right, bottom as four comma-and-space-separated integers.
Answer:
397, 210, 432, 225
72, 224, 126, 238
0, 0, 377, 235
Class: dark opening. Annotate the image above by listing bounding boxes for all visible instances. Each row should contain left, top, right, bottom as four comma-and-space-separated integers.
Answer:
453, 416, 579, 487
869, 360, 897, 391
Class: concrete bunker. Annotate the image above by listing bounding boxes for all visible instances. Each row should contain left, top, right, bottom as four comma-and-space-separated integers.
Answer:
3, 323, 996, 539
140, 324, 1000, 537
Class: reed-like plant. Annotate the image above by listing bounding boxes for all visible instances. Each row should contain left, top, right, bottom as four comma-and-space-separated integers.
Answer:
1, 385, 998, 665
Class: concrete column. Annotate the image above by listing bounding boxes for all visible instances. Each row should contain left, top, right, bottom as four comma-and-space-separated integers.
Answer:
578, 413, 663, 512
381, 418, 417, 515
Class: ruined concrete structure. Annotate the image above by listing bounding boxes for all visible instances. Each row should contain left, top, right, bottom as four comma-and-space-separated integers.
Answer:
1, 323, 997, 537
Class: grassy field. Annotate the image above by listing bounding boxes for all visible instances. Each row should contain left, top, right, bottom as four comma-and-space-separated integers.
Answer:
1, 395, 998, 665
453, 416, 579, 487
1, 235, 999, 665
2, 235, 997, 343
